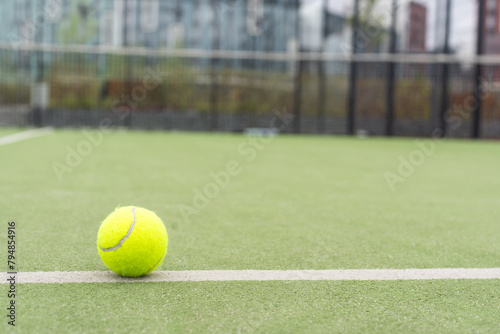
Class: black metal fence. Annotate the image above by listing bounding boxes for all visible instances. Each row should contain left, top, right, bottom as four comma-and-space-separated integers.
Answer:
0, 0, 498, 138
1, 47, 499, 138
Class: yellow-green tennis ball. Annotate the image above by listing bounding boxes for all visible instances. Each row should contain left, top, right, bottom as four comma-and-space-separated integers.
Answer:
97, 206, 168, 277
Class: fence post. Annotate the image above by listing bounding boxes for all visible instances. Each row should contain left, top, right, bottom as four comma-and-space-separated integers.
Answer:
292, 0, 302, 134
439, 0, 452, 136
317, 0, 327, 134
385, 0, 397, 136
472, 0, 486, 138
347, 0, 360, 136
210, 4, 220, 132
123, 0, 132, 128
32, 0, 46, 127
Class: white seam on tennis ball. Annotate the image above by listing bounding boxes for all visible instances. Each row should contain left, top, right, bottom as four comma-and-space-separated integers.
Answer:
145, 253, 165, 274
99, 207, 137, 252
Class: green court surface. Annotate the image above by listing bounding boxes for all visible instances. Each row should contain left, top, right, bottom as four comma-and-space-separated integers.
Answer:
1, 129, 500, 333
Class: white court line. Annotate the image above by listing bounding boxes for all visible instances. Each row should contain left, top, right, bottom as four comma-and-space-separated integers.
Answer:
0, 127, 53, 146
2, 268, 500, 284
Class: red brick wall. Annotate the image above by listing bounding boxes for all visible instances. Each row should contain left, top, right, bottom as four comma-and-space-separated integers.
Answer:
407, 2, 427, 52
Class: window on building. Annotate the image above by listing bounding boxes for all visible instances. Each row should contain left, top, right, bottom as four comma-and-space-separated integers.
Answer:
247, 0, 264, 36
141, 0, 159, 33
100, 12, 113, 45
487, 10, 496, 33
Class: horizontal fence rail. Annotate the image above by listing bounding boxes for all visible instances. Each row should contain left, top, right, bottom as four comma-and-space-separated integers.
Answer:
1, 43, 500, 64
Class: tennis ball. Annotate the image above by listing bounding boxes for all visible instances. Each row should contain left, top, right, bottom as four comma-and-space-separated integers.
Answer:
97, 206, 168, 277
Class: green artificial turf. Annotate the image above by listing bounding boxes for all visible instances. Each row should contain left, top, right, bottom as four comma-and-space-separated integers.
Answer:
1, 129, 500, 333
8, 280, 500, 333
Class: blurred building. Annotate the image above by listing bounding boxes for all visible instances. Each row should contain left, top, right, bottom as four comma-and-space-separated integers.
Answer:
0, 0, 298, 54
406, 1, 427, 51
481, 0, 500, 54
433, 0, 448, 51
398, 0, 427, 52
